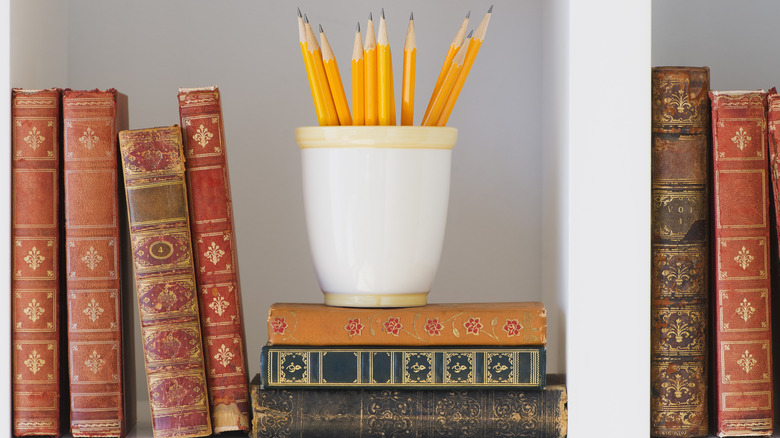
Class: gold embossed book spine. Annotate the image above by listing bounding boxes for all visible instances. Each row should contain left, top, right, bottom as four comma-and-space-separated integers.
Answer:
118, 126, 212, 438
650, 67, 710, 437
711, 90, 774, 436
12, 88, 64, 437
177, 86, 250, 433
63, 89, 126, 437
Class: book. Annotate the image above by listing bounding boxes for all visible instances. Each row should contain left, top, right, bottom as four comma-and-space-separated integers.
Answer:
250, 374, 566, 438
267, 302, 546, 346
260, 345, 545, 389
177, 86, 250, 433
711, 89, 774, 436
12, 88, 64, 437
62, 89, 126, 437
118, 126, 212, 438
650, 67, 710, 437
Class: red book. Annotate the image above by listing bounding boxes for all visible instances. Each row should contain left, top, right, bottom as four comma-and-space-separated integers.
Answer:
63, 89, 126, 437
11, 88, 64, 437
711, 90, 774, 436
119, 126, 212, 438
177, 86, 250, 432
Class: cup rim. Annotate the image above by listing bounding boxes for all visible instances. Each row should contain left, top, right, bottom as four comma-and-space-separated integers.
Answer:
296, 126, 458, 150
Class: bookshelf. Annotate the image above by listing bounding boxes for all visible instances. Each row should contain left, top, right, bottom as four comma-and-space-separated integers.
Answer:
3, 0, 650, 437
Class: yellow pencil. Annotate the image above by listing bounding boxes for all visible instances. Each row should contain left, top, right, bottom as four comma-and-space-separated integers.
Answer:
377, 9, 395, 125
364, 13, 378, 125
352, 23, 365, 126
401, 12, 416, 126
422, 11, 469, 124
320, 25, 352, 125
298, 8, 327, 125
304, 15, 340, 126
421, 31, 470, 126
436, 6, 492, 126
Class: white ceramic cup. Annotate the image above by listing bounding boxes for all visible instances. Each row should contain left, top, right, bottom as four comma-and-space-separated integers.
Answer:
296, 126, 457, 307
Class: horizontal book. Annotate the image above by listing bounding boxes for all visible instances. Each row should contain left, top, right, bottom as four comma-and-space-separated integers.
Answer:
261, 345, 545, 389
267, 302, 546, 346
250, 374, 567, 438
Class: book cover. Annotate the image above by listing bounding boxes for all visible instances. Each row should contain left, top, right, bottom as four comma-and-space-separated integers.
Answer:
177, 86, 250, 433
12, 88, 64, 437
63, 89, 126, 437
650, 67, 710, 437
261, 345, 545, 389
267, 302, 546, 346
711, 90, 774, 436
250, 374, 566, 438
118, 126, 212, 438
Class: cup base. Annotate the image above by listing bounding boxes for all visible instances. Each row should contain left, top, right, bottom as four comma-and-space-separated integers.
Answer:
323, 292, 428, 308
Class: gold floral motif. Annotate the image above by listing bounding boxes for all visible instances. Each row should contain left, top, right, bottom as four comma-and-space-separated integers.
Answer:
193, 124, 213, 148
214, 344, 234, 368
661, 261, 691, 287
79, 127, 99, 150
285, 363, 302, 373
24, 246, 45, 271
410, 361, 427, 373
731, 127, 752, 151
83, 298, 105, 323
209, 294, 230, 317
24, 126, 45, 150
157, 284, 178, 310
85, 350, 104, 374
204, 241, 225, 265
738, 350, 757, 374
491, 362, 509, 373
736, 298, 756, 323
734, 246, 754, 270
669, 88, 693, 114
451, 362, 468, 373
663, 373, 692, 400
24, 350, 45, 374
81, 246, 103, 271
24, 299, 45, 323
662, 318, 692, 344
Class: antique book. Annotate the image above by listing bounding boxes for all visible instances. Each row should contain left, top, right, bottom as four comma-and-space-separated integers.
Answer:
711, 89, 774, 436
250, 374, 566, 438
650, 67, 710, 437
12, 88, 64, 437
267, 302, 546, 346
177, 86, 250, 433
63, 89, 126, 437
261, 345, 545, 389
118, 126, 212, 438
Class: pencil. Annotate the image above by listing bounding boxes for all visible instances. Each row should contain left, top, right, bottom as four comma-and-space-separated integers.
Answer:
298, 8, 327, 125
304, 15, 340, 126
377, 9, 395, 125
364, 13, 378, 125
351, 23, 365, 126
401, 12, 416, 126
436, 6, 493, 126
422, 11, 469, 124
421, 31, 470, 126
320, 25, 352, 125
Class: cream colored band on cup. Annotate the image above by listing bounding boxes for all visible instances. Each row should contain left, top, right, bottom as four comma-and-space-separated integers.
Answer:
296, 126, 457, 149
324, 292, 428, 308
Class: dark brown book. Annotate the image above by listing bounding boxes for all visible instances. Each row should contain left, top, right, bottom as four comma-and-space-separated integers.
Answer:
12, 88, 64, 437
118, 126, 212, 438
650, 67, 710, 437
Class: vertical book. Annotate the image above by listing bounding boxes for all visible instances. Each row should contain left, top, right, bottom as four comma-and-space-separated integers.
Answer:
119, 126, 212, 438
12, 88, 64, 437
650, 67, 710, 437
177, 86, 250, 432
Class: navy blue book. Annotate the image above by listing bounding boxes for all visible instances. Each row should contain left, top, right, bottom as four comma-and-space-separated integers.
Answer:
261, 345, 545, 389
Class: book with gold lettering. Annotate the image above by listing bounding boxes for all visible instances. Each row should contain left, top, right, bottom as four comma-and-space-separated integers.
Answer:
118, 126, 212, 438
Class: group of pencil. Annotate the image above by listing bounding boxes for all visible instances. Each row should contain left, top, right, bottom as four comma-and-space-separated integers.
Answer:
297, 6, 492, 127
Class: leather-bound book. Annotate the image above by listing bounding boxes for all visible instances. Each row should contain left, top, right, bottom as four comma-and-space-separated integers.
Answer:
267, 302, 546, 346
118, 126, 212, 438
62, 89, 126, 437
250, 374, 567, 438
177, 86, 250, 432
711, 89, 774, 436
12, 88, 64, 437
650, 67, 710, 437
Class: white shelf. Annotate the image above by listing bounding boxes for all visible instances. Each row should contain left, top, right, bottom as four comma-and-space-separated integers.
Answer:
3, 0, 651, 436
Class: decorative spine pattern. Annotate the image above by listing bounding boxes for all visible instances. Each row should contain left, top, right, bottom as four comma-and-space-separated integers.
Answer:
650, 67, 710, 437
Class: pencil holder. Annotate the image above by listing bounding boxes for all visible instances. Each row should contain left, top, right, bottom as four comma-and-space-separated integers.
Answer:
296, 126, 457, 307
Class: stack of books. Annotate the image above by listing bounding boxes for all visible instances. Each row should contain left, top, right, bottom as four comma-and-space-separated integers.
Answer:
250, 302, 567, 438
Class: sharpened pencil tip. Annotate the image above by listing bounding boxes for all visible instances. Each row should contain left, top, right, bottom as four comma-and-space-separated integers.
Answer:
488, 5, 493, 13
319, 24, 323, 33
467, 30, 474, 38
466, 11, 471, 18
304, 13, 309, 24
297, 7, 302, 18
381, 8, 385, 19
357, 22, 361, 32
369, 12, 373, 21
410, 12, 413, 20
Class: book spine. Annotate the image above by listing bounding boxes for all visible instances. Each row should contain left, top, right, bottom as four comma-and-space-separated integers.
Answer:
261, 345, 545, 389
12, 88, 64, 437
63, 89, 125, 437
711, 90, 774, 436
250, 376, 567, 438
267, 302, 546, 346
650, 67, 710, 437
177, 86, 250, 432
118, 126, 212, 438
